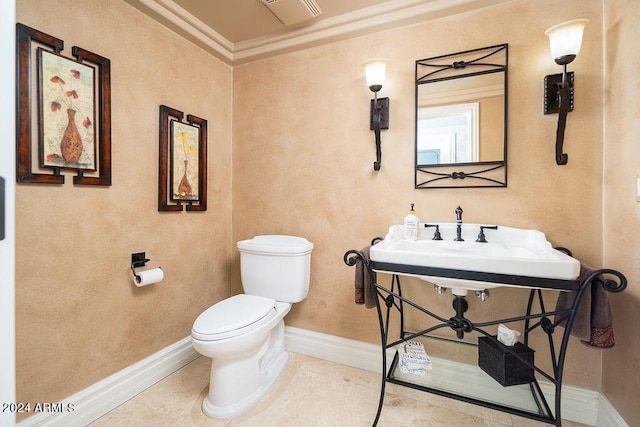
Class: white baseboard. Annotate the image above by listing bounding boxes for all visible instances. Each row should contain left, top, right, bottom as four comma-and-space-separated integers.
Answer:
597, 394, 629, 427
284, 326, 627, 427
17, 337, 199, 427
16, 328, 626, 427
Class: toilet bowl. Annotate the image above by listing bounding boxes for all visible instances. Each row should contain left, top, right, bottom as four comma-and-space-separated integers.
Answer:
192, 295, 291, 418
191, 235, 312, 419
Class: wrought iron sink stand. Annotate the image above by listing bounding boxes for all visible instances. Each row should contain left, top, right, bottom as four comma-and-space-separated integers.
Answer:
343, 242, 627, 426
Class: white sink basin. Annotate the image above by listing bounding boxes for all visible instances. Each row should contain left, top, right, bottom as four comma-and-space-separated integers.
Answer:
369, 224, 580, 296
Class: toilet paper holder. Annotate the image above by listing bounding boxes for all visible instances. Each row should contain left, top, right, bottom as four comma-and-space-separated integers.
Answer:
131, 252, 160, 282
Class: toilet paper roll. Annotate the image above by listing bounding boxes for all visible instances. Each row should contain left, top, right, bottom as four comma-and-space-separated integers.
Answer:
134, 267, 164, 287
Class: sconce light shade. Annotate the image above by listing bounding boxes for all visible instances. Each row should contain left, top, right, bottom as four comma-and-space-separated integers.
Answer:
545, 19, 589, 65
363, 59, 386, 92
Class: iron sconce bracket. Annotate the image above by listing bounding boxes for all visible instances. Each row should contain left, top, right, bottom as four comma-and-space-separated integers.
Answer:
370, 97, 389, 130
370, 97, 389, 171
543, 72, 574, 114
544, 71, 574, 165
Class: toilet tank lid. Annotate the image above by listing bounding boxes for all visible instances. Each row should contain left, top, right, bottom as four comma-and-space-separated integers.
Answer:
237, 235, 313, 255
193, 294, 276, 336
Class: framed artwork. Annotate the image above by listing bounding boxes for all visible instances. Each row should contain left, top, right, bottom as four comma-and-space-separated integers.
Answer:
39, 49, 96, 170
16, 23, 111, 186
158, 105, 207, 212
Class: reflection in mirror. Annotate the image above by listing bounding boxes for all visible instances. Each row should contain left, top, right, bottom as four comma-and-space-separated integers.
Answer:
418, 103, 479, 164
415, 44, 508, 189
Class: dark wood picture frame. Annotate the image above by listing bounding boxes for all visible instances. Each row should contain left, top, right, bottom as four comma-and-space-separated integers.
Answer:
158, 105, 207, 212
16, 23, 111, 186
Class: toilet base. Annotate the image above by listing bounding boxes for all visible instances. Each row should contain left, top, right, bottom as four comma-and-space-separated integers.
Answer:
202, 350, 289, 419
197, 317, 290, 419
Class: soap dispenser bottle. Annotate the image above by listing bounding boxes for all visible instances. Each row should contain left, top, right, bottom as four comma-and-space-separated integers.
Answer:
403, 204, 420, 240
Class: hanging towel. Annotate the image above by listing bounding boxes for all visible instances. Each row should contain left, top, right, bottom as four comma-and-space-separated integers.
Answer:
354, 246, 377, 309
555, 263, 615, 349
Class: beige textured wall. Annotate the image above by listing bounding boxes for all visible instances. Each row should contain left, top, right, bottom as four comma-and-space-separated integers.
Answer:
15, 0, 639, 421
603, 0, 640, 424
15, 0, 233, 416
233, 0, 607, 389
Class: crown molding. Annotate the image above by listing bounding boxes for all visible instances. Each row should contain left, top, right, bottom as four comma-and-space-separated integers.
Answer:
123, 0, 235, 63
124, 0, 514, 66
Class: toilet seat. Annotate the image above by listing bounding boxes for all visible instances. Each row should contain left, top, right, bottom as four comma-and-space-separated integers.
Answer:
192, 294, 277, 341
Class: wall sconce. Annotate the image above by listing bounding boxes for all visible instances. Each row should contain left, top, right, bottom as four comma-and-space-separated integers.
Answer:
364, 59, 389, 171
543, 19, 589, 165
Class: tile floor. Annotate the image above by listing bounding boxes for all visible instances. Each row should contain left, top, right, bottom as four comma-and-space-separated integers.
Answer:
90, 353, 587, 426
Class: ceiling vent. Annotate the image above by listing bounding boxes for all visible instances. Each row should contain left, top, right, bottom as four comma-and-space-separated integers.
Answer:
261, 0, 323, 26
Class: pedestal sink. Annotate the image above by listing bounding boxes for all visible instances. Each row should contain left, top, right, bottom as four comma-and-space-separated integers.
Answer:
369, 224, 580, 295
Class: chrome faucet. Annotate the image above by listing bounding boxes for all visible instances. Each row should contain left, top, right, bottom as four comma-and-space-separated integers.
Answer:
454, 206, 464, 241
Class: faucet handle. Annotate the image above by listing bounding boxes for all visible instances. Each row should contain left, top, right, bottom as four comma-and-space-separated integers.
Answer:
455, 206, 463, 222
424, 224, 443, 240
476, 225, 498, 243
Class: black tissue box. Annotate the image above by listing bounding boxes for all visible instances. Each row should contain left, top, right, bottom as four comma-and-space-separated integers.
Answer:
478, 336, 535, 386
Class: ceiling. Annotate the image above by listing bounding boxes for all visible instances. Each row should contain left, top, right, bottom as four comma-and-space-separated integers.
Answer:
170, 0, 392, 44
123, 0, 512, 65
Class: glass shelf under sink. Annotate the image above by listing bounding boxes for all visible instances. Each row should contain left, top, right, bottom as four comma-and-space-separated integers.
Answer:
387, 351, 555, 422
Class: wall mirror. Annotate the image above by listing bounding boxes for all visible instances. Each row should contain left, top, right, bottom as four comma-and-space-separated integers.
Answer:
415, 44, 508, 188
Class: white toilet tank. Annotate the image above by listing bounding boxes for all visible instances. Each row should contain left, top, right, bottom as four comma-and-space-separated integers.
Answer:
237, 235, 313, 303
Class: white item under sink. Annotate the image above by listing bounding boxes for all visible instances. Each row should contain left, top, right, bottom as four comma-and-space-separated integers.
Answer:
369, 224, 580, 295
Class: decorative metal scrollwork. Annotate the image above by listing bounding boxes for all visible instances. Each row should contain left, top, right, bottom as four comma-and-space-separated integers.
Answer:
540, 316, 555, 334
416, 163, 506, 188
587, 269, 627, 293
343, 249, 367, 268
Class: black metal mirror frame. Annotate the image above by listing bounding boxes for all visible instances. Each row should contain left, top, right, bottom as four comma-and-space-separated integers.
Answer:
415, 44, 508, 189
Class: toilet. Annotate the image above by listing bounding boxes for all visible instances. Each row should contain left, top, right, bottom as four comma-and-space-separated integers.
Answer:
191, 235, 313, 419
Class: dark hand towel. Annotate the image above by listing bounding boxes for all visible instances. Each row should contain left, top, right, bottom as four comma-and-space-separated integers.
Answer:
354, 246, 377, 309
555, 263, 615, 349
